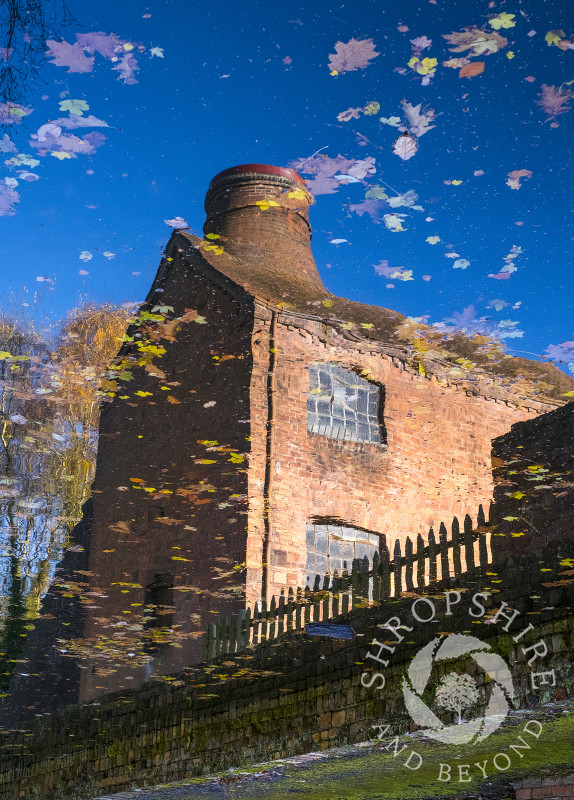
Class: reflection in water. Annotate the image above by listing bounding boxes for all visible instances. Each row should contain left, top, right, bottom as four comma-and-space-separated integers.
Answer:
0, 168, 572, 741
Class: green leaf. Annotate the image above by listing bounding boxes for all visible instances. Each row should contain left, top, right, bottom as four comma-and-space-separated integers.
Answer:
58, 99, 89, 116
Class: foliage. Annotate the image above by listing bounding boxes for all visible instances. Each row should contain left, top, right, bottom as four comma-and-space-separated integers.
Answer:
0, 304, 129, 689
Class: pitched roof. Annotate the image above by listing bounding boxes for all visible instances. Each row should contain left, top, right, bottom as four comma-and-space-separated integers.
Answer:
149, 230, 574, 408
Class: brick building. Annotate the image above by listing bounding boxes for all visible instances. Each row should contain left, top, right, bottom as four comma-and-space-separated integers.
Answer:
4, 165, 572, 716
70, 163, 572, 691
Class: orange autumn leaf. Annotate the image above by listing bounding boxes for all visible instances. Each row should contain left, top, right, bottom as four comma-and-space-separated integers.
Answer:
459, 61, 485, 78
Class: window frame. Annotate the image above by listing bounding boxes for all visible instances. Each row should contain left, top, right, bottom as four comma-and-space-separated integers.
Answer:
305, 521, 381, 587
306, 361, 386, 445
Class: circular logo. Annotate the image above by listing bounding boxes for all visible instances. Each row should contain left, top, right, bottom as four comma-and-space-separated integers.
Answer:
401, 633, 515, 744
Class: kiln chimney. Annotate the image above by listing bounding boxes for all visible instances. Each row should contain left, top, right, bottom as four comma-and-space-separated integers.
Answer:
204, 164, 326, 292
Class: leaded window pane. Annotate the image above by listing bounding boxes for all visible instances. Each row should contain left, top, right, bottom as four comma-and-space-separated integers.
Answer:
307, 362, 382, 443
305, 522, 380, 587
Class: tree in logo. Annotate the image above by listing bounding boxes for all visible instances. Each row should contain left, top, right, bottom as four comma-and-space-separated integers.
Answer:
435, 672, 480, 725
402, 633, 514, 744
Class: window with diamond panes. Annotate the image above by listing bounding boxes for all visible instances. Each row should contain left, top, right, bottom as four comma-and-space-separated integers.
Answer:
305, 523, 380, 587
307, 363, 382, 443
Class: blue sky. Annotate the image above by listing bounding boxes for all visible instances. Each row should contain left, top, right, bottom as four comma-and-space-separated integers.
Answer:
2, 0, 573, 370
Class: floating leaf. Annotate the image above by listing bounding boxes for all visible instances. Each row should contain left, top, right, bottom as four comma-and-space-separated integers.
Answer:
255, 199, 280, 210
393, 132, 418, 161
328, 38, 380, 74
489, 12, 516, 30
459, 61, 485, 78
506, 169, 532, 190
58, 98, 89, 116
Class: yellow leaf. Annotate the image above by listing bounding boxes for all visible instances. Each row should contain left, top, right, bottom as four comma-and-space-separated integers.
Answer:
509, 491, 526, 499
322, 299, 334, 307
135, 391, 153, 397
255, 199, 280, 210
330, 69, 338, 76
426, 236, 440, 244
51, 151, 72, 160
123, 42, 134, 50
197, 459, 217, 464
563, 391, 574, 397
545, 30, 564, 47
287, 189, 307, 200
205, 233, 220, 239
172, 556, 191, 561
451, 179, 463, 185
363, 102, 380, 115
418, 57, 438, 75
506, 51, 515, 59
361, 323, 374, 329
489, 12, 516, 30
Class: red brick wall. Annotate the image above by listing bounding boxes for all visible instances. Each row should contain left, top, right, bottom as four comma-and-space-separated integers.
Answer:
80, 254, 256, 699
246, 309, 547, 601
515, 775, 574, 799
67, 244, 557, 687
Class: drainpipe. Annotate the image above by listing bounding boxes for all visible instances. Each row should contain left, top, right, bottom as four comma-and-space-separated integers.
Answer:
261, 310, 277, 602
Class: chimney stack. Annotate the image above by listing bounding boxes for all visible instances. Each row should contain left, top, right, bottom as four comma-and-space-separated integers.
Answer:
203, 164, 326, 292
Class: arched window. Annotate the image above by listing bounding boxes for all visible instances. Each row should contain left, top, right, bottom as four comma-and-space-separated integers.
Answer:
305, 522, 380, 587
307, 362, 383, 443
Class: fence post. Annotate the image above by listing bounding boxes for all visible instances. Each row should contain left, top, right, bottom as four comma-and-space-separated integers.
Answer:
416, 533, 425, 589
351, 559, 361, 608
464, 514, 475, 572
477, 504, 486, 527
478, 529, 489, 572
341, 570, 350, 616
286, 587, 295, 633
405, 537, 414, 592
439, 522, 450, 582
428, 527, 437, 583
312, 575, 321, 621
304, 586, 312, 624
203, 620, 216, 662
229, 613, 239, 654
451, 517, 462, 577
268, 596, 277, 642
322, 573, 331, 620
393, 540, 402, 597
242, 607, 251, 649
331, 572, 340, 617
295, 587, 303, 630
381, 547, 391, 599
277, 589, 286, 638
372, 551, 381, 604
259, 599, 268, 643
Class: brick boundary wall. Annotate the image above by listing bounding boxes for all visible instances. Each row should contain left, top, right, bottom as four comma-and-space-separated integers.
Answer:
515, 775, 574, 799
1, 553, 573, 800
